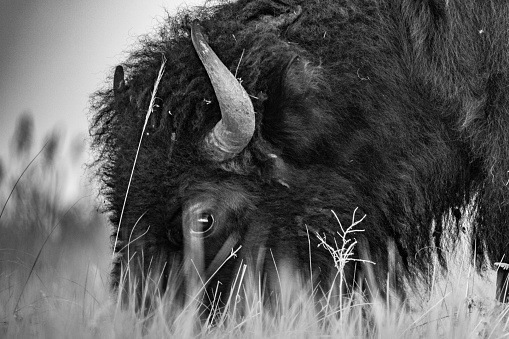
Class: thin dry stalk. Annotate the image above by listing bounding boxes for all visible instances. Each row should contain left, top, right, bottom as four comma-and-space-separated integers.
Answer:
112, 56, 167, 258
316, 208, 374, 313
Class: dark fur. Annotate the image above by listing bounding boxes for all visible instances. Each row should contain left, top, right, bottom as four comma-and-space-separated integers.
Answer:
90, 0, 509, 309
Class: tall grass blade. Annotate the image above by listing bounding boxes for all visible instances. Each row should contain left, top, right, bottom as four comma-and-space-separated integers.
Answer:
0, 141, 48, 222
112, 56, 167, 258
13, 195, 90, 315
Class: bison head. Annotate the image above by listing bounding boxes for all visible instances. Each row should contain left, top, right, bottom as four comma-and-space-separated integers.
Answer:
90, 0, 509, 313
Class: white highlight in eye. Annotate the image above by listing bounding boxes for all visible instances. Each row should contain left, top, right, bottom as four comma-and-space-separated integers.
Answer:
190, 212, 215, 235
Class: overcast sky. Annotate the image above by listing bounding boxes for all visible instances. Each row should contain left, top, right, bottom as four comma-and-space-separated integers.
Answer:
0, 0, 203, 162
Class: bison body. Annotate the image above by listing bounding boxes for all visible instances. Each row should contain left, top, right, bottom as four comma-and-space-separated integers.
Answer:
91, 0, 509, 309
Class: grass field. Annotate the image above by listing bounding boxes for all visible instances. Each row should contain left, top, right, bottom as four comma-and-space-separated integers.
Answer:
1, 123, 509, 338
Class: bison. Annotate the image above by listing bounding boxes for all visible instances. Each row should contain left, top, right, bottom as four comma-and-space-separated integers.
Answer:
90, 0, 509, 311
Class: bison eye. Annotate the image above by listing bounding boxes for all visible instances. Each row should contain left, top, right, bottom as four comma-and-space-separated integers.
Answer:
190, 212, 215, 235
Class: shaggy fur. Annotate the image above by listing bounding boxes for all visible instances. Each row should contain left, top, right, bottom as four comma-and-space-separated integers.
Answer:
90, 0, 509, 308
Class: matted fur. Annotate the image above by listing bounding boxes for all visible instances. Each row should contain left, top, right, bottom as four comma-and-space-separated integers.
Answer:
90, 0, 509, 309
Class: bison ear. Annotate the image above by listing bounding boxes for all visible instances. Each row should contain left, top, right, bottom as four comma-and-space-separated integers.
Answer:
113, 65, 126, 100
261, 57, 337, 165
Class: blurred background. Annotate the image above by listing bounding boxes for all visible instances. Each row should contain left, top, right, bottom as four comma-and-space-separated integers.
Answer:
0, 1, 204, 334
0, 0, 202, 201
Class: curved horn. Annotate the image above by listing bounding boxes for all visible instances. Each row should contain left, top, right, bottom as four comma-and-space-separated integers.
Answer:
191, 20, 255, 161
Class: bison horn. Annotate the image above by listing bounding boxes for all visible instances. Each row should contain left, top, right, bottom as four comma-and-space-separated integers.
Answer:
191, 20, 255, 161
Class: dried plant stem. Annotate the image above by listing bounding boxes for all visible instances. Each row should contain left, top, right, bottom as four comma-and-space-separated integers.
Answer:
112, 56, 167, 258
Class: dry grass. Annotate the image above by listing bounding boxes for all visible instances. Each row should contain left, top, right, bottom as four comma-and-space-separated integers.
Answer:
1, 173, 508, 338
1, 119, 509, 338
